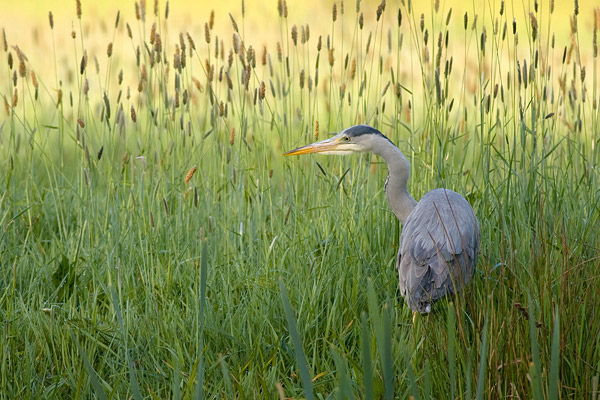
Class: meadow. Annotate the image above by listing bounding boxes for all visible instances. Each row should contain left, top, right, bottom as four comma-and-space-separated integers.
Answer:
1, 0, 599, 398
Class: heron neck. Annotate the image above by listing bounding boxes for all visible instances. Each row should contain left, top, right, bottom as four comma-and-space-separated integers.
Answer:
378, 145, 417, 224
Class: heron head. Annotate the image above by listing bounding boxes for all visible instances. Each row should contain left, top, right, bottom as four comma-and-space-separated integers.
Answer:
284, 125, 390, 156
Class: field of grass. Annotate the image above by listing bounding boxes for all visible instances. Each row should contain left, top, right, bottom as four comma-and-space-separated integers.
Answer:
1, 0, 600, 398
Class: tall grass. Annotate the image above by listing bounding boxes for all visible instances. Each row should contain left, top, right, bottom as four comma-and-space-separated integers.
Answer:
0, 0, 599, 398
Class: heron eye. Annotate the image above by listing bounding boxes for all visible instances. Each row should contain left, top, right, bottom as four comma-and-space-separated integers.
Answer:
342, 136, 350, 142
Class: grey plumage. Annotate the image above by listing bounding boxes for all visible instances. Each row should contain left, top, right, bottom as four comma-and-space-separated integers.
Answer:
285, 125, 480, 313
397, 188, 479, 313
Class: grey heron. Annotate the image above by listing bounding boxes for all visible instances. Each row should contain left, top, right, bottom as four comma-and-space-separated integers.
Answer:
285, 125, 480, 313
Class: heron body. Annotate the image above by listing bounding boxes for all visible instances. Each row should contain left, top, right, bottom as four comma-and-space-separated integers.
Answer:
285, 125, 480, 313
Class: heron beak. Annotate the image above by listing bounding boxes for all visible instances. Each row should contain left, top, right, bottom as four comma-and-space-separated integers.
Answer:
284, 137, 341, 156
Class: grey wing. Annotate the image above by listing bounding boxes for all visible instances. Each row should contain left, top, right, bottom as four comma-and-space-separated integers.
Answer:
397, 188, 480, 313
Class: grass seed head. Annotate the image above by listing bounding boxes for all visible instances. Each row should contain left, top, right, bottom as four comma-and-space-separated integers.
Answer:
154, 33, 162, 54
130, 105, 137, 122
49, 11, 54, 29
199, 24, 208, 46
140, 0, 146, 22
187, 32, 196, 51
76, 0, 82, 19
18, 58, 26, 78
376, 0, 386, 21
230, 127, 235, 145
150, 22, 156, 44
209, 10, 215, 29
7, 52, 13, 70
332, 3, 337, 22
107, 42, 113, 58
12, 89, 17, 107
185, 166, 197, 184
594, 28, 597, 58
291, 25, 298, 46
31, 70, 38, 88
529, 13, 538, 41
229, 13, 239, 33
3, 97, 9, 115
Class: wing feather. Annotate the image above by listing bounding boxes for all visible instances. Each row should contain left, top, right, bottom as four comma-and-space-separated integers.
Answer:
397, 188, 479, 313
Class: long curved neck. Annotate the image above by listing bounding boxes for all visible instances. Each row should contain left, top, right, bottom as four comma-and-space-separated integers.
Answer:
377, 143, 417, 224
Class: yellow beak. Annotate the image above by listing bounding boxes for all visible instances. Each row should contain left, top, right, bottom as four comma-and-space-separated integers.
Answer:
284, 138, 341, 156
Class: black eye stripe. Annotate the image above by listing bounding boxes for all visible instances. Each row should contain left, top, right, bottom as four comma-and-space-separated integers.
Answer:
342, 124, 394, 145
343, 125, 381, 137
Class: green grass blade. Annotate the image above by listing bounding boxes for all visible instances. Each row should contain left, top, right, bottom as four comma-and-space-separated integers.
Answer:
193, 338, 205, 400
367, 279, 394, 400
404, 350, 419, 400
332, 346, 353, 400
548, 306, 560, 400
475, 317, 489, 400
447, 303, 456, 400
381, 302, 394, 400
219, 355, 234, 398
279, 278, 315, 400
360, 313, 374, 400
424, 360, 432, 400
194, 242, 209, 400
172, 348, 181, 400
466, 348, 472, 400
111, 287, 143, 400
70, 331, 108, 400
528, 294, 544, 400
